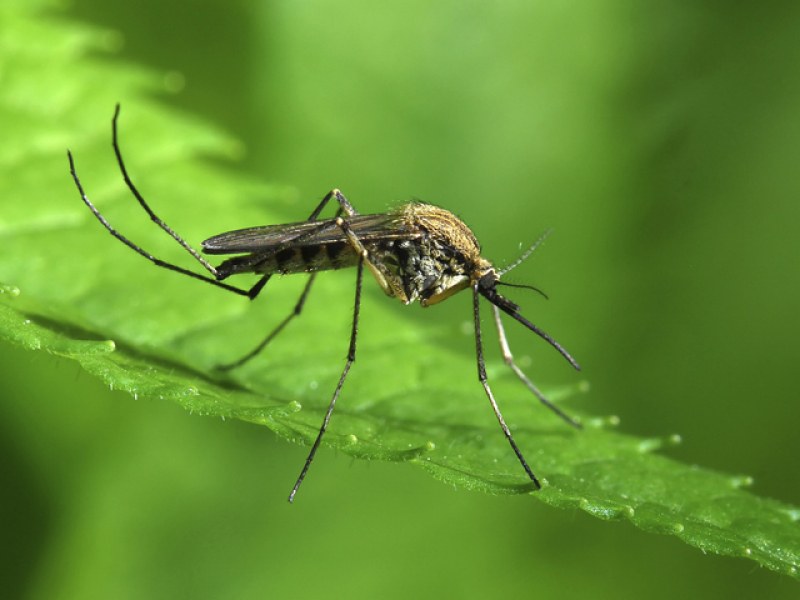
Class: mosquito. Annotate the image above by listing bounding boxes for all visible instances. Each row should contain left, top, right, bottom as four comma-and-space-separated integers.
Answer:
67, 105, 581, 502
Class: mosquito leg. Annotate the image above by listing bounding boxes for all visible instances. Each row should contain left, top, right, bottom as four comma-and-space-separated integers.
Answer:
308, 188, 359, 220
328, 189, 359, 217
491, 304, 581, 429
217, 274, 317, 371
110, 104, 224, 278
70, 105, 270, 298
288, 257, 364, 503
68, 149, 266, 297
323, 198, 397, 299
220, 190, 356, 368
473, 285, 541, 489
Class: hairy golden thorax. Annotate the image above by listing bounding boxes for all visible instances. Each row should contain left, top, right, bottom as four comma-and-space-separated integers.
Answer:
381, 203, 492, 305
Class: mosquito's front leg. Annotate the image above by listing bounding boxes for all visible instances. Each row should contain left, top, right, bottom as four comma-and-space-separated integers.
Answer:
473, 284, 541, 489
491, 304, 581, 429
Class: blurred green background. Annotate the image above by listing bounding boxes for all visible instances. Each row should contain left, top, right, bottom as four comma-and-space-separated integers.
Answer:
2, 0, 799, 597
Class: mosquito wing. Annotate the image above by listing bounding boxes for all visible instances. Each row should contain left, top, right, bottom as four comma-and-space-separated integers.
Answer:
202, 212, 419, 255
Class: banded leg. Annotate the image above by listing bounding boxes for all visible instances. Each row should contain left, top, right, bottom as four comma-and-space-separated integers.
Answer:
288, 257, 364, 503
473, 285, 541, 489
491, 304, 581, 429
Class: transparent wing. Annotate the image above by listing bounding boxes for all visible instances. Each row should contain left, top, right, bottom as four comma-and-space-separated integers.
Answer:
202, 212, 418, 255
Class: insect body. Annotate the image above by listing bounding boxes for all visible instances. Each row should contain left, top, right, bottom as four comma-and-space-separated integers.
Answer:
67, 105, 581, 502
206, 203, 486, 307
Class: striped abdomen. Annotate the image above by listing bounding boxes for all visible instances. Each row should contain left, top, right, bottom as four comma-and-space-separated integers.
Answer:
215, 241, 360, 278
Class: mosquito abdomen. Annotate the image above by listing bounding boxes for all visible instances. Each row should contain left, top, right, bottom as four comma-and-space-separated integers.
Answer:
216, 242, 360, 278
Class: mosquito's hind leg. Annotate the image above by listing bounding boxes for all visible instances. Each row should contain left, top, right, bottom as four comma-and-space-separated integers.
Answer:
110, 104, 223, 279
68, 108, 267, 298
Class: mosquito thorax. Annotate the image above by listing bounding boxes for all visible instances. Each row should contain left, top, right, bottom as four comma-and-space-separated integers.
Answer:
398, 203, 482, 261
387, 203, 493, 307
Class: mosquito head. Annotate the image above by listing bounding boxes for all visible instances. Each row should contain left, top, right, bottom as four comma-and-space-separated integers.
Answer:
477, 269, 520, 312
474, 229, 552, 302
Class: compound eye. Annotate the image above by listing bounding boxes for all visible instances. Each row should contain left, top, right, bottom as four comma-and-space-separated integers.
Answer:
478, 272, 497, 291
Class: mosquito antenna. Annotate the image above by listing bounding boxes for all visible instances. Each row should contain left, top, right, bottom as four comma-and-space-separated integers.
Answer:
498, 229, 552, 277
496, 281, 549, 300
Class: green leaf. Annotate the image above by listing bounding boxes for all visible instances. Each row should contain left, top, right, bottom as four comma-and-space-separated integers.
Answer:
1, 0, 798, 581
